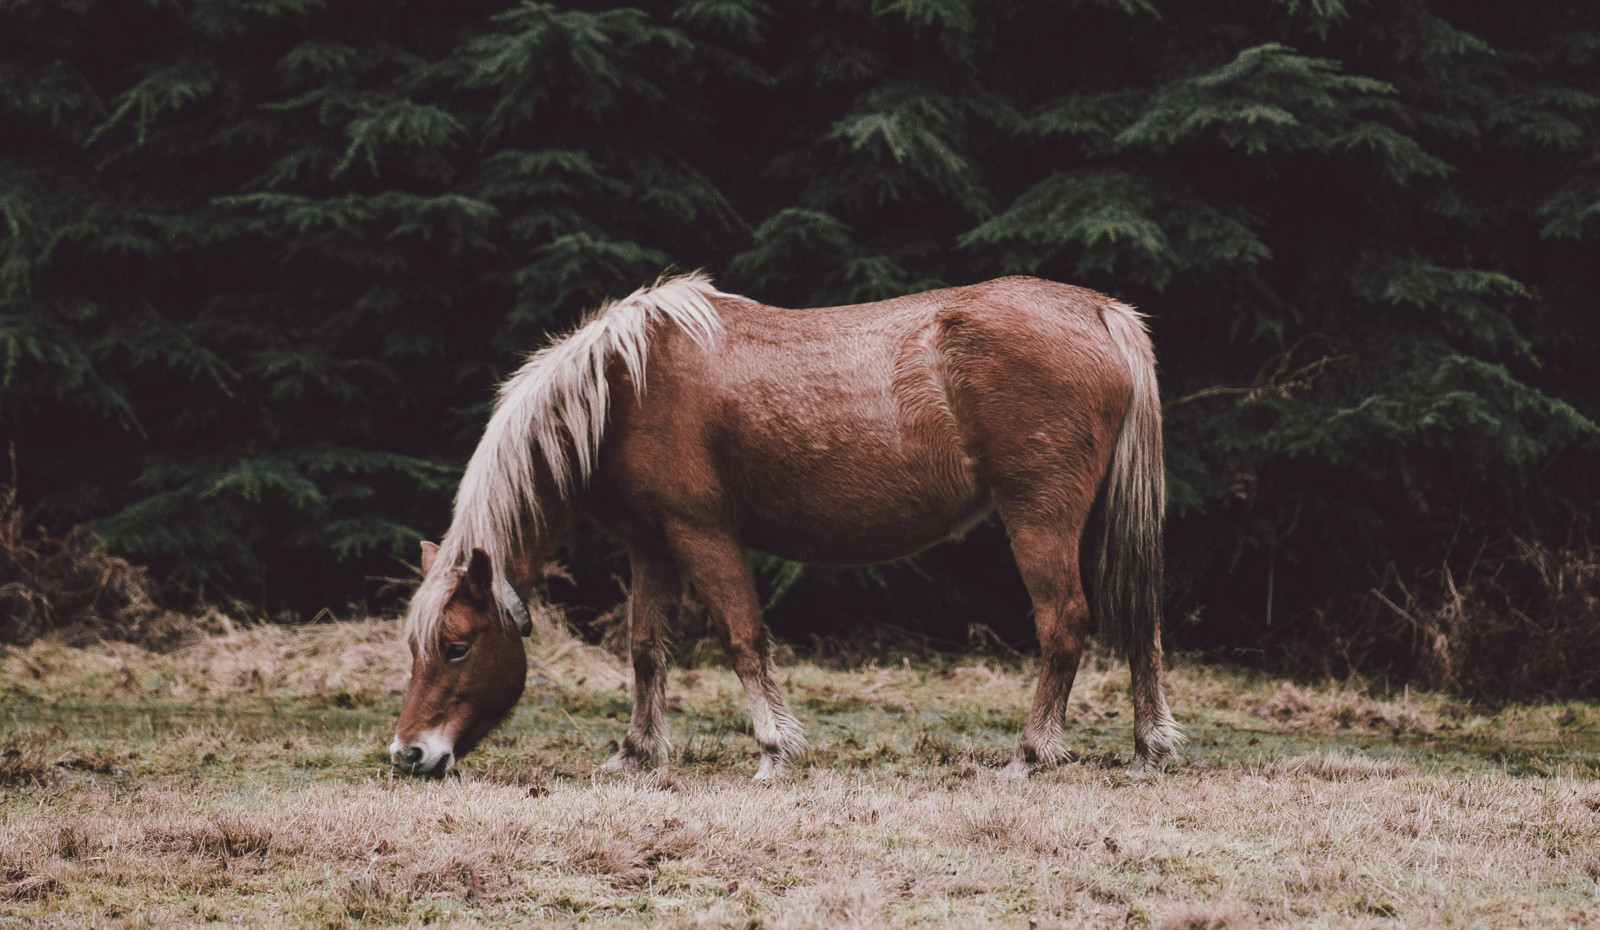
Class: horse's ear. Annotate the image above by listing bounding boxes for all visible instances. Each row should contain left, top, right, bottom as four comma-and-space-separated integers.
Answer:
419, 540, 439, 574
464, 548, 493, 603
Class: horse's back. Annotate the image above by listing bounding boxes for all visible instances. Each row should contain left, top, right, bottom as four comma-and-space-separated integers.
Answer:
595, 277, 1134, 564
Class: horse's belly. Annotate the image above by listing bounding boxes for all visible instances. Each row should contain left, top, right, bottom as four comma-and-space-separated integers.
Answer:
740, 495, 994, 565
729, 450, 993, 566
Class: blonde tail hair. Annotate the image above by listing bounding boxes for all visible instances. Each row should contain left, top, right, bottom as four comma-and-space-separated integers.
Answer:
1091, 301, 1164, 660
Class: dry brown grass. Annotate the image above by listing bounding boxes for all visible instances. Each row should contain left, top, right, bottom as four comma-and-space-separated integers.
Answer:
1261, 752, 1415, 781
1, 619, 1597, 927
0, 613, 622, 706
2, 760, 1597, 927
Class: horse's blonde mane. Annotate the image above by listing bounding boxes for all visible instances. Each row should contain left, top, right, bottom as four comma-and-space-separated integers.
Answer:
405, 272, 728, 650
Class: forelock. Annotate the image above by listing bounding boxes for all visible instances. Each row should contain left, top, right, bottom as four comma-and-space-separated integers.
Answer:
403, 552, 514, 657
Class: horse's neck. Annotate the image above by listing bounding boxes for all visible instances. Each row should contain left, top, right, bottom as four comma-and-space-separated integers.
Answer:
500, 494, 573, 594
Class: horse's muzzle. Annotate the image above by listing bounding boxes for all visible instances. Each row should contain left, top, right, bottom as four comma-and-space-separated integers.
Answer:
389, 734, 454, 778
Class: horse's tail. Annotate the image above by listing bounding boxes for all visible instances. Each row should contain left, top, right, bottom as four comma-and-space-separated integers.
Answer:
1091, 299, 1179, 768
1089, 301, 1165, 662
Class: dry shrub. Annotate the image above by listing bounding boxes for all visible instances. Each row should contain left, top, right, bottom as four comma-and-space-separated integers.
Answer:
1293, 536, 1600, 700
1395, 538, 1600, 698
0, 468, 224, 650
1265, 753, 1413, 781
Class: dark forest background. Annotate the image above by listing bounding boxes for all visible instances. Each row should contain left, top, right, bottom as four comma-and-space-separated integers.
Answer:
3, 0, 1598, 696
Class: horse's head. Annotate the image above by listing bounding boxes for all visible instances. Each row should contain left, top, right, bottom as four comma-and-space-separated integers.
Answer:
390, 541, 528, 777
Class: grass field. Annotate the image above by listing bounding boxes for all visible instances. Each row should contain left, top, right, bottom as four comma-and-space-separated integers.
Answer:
2, 619, 1598, 928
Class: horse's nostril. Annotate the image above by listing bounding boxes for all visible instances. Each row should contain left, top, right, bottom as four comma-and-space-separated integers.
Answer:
405, 746, 423, 765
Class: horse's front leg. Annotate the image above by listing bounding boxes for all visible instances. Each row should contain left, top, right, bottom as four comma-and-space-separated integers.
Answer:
601, 548, 679, 773
666, 527, 806, 779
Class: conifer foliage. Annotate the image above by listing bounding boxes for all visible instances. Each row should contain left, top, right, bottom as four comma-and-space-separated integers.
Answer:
2, 0, 1597, 693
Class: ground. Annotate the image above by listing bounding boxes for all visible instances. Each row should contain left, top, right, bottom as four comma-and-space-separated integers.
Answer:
1, 619, 1597, 928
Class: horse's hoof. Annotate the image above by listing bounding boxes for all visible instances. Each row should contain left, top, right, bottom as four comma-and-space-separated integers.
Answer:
753, 756, 792, 781
1125, 759, 1166, 780
597, 752, 659, 777
1000, 759, 1033, 780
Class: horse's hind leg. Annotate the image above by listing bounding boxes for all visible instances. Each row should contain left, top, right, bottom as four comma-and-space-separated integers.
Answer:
602, 548, 679, 773
665, 527, 806, 779
998, 510, 1095, 777
1128, 622, 1178, 777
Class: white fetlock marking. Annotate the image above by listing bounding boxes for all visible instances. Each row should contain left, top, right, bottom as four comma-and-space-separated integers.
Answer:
741, 678, 780, 745
742, 675, 806, 754
754, 754, 791, 781
1016, 721, 1072, 769
1135, 708, 1183, 764
1127, 758, 1164, 779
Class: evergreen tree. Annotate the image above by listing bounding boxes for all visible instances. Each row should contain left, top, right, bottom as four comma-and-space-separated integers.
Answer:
2, 0, 1596, 691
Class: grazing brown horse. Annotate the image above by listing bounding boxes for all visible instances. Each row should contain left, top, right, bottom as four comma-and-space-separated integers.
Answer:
390, 273, 1178, 779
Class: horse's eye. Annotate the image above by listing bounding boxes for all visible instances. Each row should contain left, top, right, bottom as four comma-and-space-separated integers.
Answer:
443, 642, 471, 662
